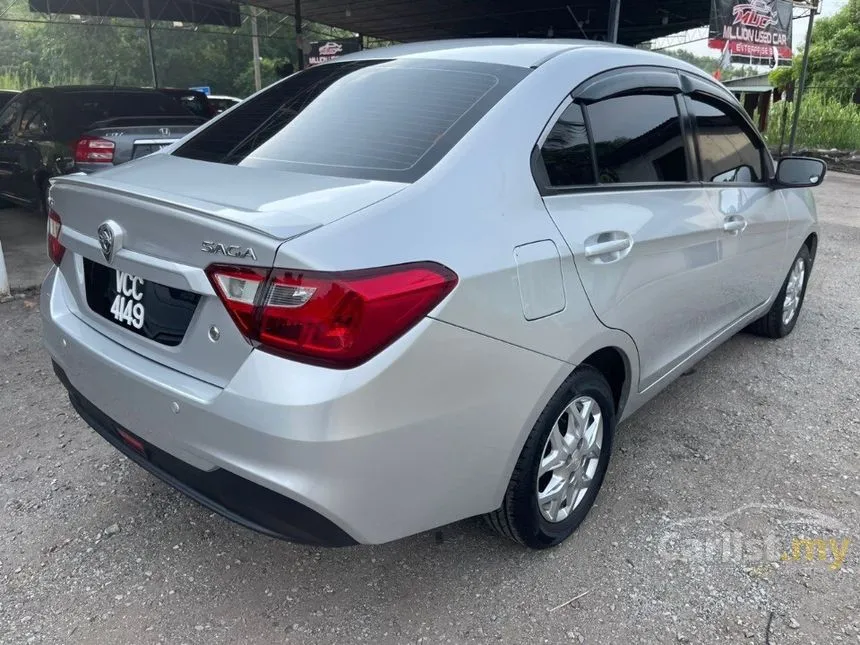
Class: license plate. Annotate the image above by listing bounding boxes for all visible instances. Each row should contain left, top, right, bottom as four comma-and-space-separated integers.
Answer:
108, 270, 146, 330
84, 258, 200, 346
132, 143, 169, 159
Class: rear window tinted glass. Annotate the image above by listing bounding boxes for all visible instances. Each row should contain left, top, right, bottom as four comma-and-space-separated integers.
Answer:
0, 92, 16, 110
174, 59, 527, 182
209, 97, 239, 113
586, 94, 688, 184
66, 91, 191, 129
168, 92, 212, 118
541, 103, 595, 187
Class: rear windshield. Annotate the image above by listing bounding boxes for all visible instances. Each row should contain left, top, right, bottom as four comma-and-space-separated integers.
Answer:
168, 92, 211, 118
174, 58, 528, 182
209, 97, 239, 113
66, 91, 192, 128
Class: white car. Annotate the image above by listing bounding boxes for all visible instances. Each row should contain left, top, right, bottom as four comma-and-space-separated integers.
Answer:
42, 40, 824, 549
207, 95, 242, 114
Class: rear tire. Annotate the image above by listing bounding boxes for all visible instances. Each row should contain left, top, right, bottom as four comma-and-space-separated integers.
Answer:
747, 245, 811, 339
486, 366, 615, 549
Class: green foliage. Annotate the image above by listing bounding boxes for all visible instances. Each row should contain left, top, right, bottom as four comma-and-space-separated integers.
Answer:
766, 92, 860, 150
0, 69, 89, 89
767, 0, 860, 97
768, 66, 793, 90
0, 3, 355, 96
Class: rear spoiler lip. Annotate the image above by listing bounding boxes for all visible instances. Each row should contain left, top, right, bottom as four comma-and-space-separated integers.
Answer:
50, 174, 324, 242
86, 115, 207, 129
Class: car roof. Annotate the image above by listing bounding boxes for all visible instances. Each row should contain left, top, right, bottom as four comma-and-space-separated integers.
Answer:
159, 88, 208, 96
337, 38, 716, 82
337, 38, 610, 68
34, 86, 169, 94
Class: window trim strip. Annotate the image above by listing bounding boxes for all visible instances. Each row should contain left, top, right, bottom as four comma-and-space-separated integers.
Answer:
533, 65, 779, 197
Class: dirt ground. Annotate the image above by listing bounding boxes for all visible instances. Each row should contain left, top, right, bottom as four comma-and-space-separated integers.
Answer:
1, 174, 858, 645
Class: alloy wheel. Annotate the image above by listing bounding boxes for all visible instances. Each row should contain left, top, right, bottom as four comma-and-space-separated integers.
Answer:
536, 395, 604, 523
782, 257, 806, 326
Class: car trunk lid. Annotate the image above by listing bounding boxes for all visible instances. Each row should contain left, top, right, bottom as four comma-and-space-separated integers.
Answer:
50, 154, 406, 386
77, 117, 205, 171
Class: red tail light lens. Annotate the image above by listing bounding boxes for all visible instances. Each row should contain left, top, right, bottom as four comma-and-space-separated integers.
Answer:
206, 262, 458, 369
47, 210, 65, 266
74, 136, 115, 163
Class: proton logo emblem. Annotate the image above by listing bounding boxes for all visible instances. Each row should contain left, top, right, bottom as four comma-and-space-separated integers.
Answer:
158, 127, 171, 136
97, 221, 124, 263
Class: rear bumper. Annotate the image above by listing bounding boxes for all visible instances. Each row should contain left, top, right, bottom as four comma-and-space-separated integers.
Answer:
55, 362, 356, 546
42, 266, 566, 544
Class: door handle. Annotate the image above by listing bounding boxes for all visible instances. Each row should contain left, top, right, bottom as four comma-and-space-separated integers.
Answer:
723, 216, 747, 234
584, 237, 632, 258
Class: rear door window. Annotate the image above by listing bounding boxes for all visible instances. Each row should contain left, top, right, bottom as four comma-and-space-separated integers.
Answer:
585, 94, 689, 184
0, 96, 22, 136
19, 98, 53, 138
174, 59, 528, 182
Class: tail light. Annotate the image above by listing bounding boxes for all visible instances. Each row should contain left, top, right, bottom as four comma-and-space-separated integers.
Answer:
207, 262, 458, 369
74, 136, 115, 164
47, 210, 65, 266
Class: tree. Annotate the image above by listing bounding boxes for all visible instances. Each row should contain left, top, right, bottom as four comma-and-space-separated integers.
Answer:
0, 2, 318, 96
769, 0, 860, 102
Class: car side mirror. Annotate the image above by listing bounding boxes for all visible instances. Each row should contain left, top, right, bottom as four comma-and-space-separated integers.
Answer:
774, 157, 826, 188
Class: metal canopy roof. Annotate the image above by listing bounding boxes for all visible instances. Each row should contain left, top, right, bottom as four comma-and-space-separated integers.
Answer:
29, 0, 242, 26
259, 0, 711, 44
28, 0, 712, 45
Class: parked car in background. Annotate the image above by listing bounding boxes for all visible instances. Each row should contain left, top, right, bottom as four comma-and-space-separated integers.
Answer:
43, 41, 824, 549
207, 95, 242, 114
0, 89, 18, 109
158, 88, 216, 120
0, 86, 205, 214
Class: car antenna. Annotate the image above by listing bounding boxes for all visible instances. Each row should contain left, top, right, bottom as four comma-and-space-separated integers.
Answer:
112, 72, 118, 90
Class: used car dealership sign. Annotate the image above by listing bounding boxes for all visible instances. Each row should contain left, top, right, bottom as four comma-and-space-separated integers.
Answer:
307, 38, 362, 66
708, 0, 793, 62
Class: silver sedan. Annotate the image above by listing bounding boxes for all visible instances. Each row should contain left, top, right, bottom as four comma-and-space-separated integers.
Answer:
42, 39, 824, 548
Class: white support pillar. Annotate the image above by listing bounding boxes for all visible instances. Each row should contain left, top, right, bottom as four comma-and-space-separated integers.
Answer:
251, 6, 262, 92
607, 0, 621, 43
143, 0, 159, 87
0, 241, 9, 298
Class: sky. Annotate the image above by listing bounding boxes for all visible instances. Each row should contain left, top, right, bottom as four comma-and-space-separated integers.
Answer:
654, 0, 848, 59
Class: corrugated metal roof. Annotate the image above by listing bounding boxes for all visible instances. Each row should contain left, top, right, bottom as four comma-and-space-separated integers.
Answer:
258, 0, 711, 43
29, 0, 712, 43
723, 73, 774, 94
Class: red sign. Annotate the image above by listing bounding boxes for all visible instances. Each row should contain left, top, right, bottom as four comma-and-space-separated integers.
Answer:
307, 39, 362, 67
709, 0, 793, 63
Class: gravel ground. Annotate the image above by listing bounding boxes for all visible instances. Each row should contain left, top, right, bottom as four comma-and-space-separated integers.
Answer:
1, 174, 858, 645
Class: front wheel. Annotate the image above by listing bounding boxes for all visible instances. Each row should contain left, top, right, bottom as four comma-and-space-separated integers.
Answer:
486, 366, 615, 549
747, 244, 812, 339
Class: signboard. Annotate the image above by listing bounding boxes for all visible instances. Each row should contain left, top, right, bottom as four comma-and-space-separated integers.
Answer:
708, 0, 793, 64
306, 38, 362, 67
189, 86, 211, 95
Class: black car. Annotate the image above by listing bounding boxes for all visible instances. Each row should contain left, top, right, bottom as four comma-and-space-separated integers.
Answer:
0, 90, 18, 110
0, 86, 204, 214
